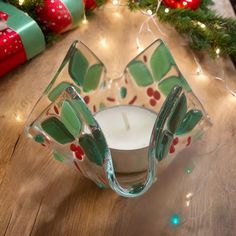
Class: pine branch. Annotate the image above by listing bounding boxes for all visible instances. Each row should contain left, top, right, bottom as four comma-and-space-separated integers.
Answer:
128, 0, 236, 57
157, 6, 236, 56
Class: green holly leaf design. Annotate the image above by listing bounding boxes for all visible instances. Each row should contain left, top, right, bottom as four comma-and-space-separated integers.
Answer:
150, 42, 176, 81
158, 76, 192, 96
120, 87, 127, 98
92, 129, 109, 159
166, 92, 203, 136
70, 99, 97, 127
176, 109, 203, 135
61, 100, 82, 137
53, 150, 64, 162
153, 85, 203, 162
41, 117, 75, 144
69, 48, 89, 86
152, 85, 182, 161
79, 133, 105, 166
83, 63, 103, 92
167, 93, 187, 134
127, 60, 153, 87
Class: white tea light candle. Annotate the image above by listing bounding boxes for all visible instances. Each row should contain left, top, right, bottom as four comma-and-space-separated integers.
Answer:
94, 105, 157, 173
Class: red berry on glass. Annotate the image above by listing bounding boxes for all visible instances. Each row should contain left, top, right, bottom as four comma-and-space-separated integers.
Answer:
75, 151, 83, 160
173, 137, 179, 145
147, 87, 154, 97
153, 90, 161, 100
54, 105, 59, 115
169, 145, 175, 154
143, 55, 147, 63
186, 136, 192, 146
150, 98, 156, 106
84, 95, 90, 104
76, 146, 85, 156
70, 143, 77, 151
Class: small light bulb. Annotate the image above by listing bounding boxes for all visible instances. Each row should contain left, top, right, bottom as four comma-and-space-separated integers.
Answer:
186, 200, 190, 207
113, 12, 122, 18
186, 192, 193, 199
16, 114, 21, 122
82, 19, 88, 24
82, 13, 88, 24
19, 0, 24, 5
200, 23, 206, 29
196, 67, 202, 75
112, 0, 119, 6
147, 9, 153, 16
165, 8, 170, 13
216, 48, 220, 55
183, 1, 187, 6
100, 38, 108, 47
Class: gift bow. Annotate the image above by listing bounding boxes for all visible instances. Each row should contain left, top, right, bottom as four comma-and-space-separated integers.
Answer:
0, 11, 9, 31
0, 2, 45, 77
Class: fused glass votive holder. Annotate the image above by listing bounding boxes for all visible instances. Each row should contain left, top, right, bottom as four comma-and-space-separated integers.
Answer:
25, 39, 212, 197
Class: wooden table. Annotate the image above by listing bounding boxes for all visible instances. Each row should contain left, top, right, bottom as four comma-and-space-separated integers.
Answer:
0, 1, 235, 235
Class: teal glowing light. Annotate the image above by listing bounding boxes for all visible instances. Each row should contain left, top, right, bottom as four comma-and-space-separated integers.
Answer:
185, 167, 193, 174
170, 214, 180, 226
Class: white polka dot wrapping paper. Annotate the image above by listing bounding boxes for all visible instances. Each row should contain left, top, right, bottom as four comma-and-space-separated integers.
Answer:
0, 1, 45, 77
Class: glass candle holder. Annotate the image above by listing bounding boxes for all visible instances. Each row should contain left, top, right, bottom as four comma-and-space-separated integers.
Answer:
25, 39, 212, 197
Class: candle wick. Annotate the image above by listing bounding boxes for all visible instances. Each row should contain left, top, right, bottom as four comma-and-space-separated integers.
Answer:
121, 112, 130, 130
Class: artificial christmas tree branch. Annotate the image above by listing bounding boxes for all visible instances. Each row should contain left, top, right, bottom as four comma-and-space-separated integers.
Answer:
129, 0, 236, 57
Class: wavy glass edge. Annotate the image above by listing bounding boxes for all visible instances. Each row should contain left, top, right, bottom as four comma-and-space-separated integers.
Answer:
25, 39, 212, 197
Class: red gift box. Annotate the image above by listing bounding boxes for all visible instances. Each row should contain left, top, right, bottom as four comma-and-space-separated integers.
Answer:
0, 2, 45, 77
36, 0, 85, 34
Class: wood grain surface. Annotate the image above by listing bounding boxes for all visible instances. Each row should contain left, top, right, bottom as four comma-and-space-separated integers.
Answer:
0, 1, 235, 235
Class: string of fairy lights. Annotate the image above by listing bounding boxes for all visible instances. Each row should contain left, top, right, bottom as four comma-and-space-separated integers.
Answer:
15, 0, 235, 99
111, 0, 236, 99
14, 0, 235, 120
